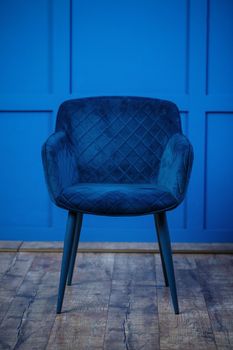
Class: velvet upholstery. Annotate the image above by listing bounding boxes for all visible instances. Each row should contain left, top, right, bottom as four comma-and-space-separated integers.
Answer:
42, 96, 193, 216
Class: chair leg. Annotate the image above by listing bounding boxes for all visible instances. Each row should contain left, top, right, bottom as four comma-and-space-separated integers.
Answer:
56, 211, 76, 314
67, 213, 83, 286
155, 219, 169, 287
154, 212, 179, 314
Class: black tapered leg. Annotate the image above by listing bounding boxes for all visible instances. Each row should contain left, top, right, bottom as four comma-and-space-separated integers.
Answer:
154, 212, 179, 314
155, 218, 169, 287
56, 211, 76, 314
67, 213, 83, 286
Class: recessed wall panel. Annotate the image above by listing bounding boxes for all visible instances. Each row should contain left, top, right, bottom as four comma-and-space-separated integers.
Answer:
0, 0, 52, 94
205, 113, 233, 230
72, 0, 188, 94
0, 111, 52, 227
207, 0, 233, 94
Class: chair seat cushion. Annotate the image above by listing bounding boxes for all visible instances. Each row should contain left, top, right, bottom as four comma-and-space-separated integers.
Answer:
57, 183, 178, 216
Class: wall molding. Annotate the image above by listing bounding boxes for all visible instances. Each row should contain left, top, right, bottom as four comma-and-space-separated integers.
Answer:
0, 241, 233, 254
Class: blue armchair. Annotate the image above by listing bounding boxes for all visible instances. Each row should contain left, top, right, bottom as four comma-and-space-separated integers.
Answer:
42, 96, 193, 314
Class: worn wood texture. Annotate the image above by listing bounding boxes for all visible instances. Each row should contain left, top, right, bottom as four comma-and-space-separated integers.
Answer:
156, 254, 217, 350
0, 241, 22, 252
1, 241, 233, 253
195, 255, 233, 349
0, 252, 232, 349
104, 253, 159, 349
47, 253, 115, 350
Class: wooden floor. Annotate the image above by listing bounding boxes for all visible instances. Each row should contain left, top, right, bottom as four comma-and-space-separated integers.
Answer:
0, 252, 232, 350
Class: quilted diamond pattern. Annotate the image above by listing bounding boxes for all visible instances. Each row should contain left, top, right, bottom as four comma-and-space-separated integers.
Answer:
56, 97, 181, 184
57, 183, 178, 215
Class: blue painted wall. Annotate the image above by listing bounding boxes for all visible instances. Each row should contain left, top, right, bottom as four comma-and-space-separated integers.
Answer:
0, 0, 233, 242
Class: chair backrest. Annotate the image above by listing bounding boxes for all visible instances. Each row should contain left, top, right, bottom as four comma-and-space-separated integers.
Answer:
56, 96, 182, 183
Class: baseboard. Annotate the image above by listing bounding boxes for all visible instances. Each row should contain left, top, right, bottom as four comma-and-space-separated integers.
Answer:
0, 241, 233, 254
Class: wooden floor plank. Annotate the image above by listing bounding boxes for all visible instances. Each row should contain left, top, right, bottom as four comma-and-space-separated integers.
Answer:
4, 241, 233, 254
46, 253, 115, 350
0, 252, 35, 325
156, 254, 217, 350
0, 241, 22, 252
103, 253, 159, 350
196, 254, 233, 349
0, 253, 60, 349
0, 252, 17, 278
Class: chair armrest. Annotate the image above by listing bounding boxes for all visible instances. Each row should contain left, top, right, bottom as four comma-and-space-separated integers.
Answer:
157, 133, 194, 201
41, 131, 78, 204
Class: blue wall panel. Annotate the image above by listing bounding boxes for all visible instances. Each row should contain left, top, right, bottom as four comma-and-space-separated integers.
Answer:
0, 0, 53, 94
207, 0, 233, 94
0, 0, 233, 242
72, 0, 188, 94
0, 112, 52, 227
205, 113, 233, 231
